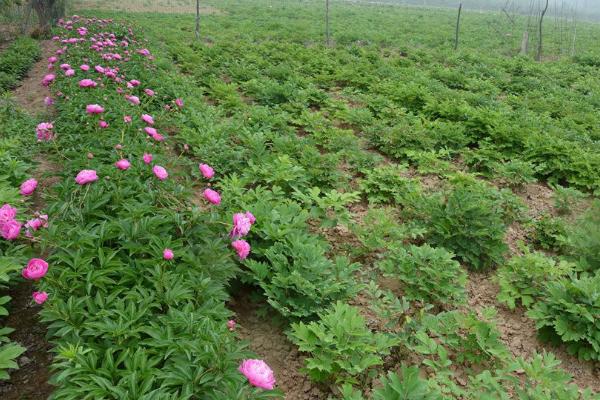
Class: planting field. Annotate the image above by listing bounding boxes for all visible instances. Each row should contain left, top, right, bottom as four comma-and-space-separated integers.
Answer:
1, 0, 600, 398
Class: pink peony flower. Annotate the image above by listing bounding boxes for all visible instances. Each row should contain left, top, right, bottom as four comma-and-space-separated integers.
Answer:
20, 178, 38, 196
1, 219, 21, 240
153, 166, 168, 181
144, 127, 157, 136
175, 98, 184, 108
115, 159, 130, 170
36, 122, 54, 141
32, 291, 48, 304
126, 95, 140, 105
65, 68, 75, 77
230, 212, 253, 238
41, 74, 55, 86
141, 114, 154, 125
48, 56, 57, 63
144, 88, 155, 96
239, 359, 275, 390
99, 120, 109, 129
163, 248, 174, 260
24, 215, 48, 236
75, 170, 98, 185
0, 204, 17, 223
232, 240, 251, 260
245, 211, 256, 224
79, 79, 97, 88
80, 64, 90, 71
203, 189, 221, 205
44, 96, 54, 106
151, 133, 164, 142
143, 153, 153, 164
59, 63, 70, 71
138, 48, 151, 56
22, 258, 48, 280
86, 104, 104, 114
227, 320, 236, 331
95, 65, 105, 73
129, 79, 140, 86
123, 115, 132, 123
199, 163, 214, 179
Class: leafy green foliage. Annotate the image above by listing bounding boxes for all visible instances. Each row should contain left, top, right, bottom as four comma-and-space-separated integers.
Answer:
0, 37, 40, 92
289, 302, 399, 385
245, 234, 359, 319
566, 201, 600, 272
496, 250, 574, 310
528, 273, 600, 361
359, 165, 421, 208
378, 244, 466, 308
427, 185, 508, 270
553, 185, 588, 215
529, 214, 568, 252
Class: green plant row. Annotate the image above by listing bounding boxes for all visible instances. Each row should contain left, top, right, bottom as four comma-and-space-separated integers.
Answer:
0, 37, 40, 92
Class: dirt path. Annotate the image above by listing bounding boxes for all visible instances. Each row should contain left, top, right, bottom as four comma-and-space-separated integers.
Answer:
0, 39, 58, 400
13, 40, 53, 116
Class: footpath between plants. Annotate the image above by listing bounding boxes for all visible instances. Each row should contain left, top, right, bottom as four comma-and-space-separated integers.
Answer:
2, 17, 280, 399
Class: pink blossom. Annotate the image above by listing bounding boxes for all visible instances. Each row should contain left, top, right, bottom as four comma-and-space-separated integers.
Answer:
199, 163, 214, 179
25, 215, 48, 234
126, 95, 140, 105
115, 159, 131, 170
144, 88, 155, 96
129, 79, 140, 86
86, 104, 104, 114
80, 64, 90, 71
59, 63, 70, 71
41, 74, 55, 86
95, 65, 105, 73
20, 178, 38, 196
163, 249, 174, 260
114, 144, 123, 150
75, 170, 98, 185
44, 96, 54, 106
238, 359, 275, 390
123, 115, 132, 123
65, 68, 75, 77
175, 98, 184, 108
141, 114, 154, 125
48, 56, 57, 63
227, 320, 236, 331
230, 212, 253, 238
1, 219, 21, 240
22, 258, 48, 280
153, 166, 168, 181
36, 122, 54, 141
138, 48, 151, 56
143, 153, 153, 164
32, 291, 48, 305
0, 204, 17, 223
99, 120, 109, 129
151, 133, 164, 142
79, 79, 97, 88
203, 189, 221, 205
144, 127, 157, 136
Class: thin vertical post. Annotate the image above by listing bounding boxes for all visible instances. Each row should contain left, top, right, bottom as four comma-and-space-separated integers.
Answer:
195, 0, 200, 40
537, 0, 549, 61
454, 3, 462, 50
325, 0, 331, 46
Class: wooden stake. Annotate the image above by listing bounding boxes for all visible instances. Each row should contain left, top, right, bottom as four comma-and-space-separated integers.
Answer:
195, 0, 200, 40
454, 3, 462, 50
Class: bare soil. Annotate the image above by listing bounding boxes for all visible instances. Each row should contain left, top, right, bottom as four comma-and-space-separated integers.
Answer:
13, 40, 54, 116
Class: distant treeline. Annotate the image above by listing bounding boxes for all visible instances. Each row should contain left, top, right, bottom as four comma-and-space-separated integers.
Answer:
340, 0, 600, 21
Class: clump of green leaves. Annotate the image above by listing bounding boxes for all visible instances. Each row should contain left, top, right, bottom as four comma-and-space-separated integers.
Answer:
566, 201, 600, 272
378, 244, 466, 308
427, 185, 507, 270
529, 214, 568, 252
553, 185, 588, 215
528, 273, 600, 361
0, 37, 40, 92
293, 187, 360, 228
289, 302, 399, 385
496, 250, 574, 310
245, 234, 359, 319
493, 159, 537, 189
359, 165, 421, 208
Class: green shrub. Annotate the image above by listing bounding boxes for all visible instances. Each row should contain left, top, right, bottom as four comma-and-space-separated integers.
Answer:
496, 251, 574, 310
528, 273, 600, 361
530, 214, 568, 252
0, 37, 40, 92
359, 165, 421, 208
566, 201, 600, 272
377, 244, 467, 308
553, 185, 588, 215
428, 185, 508, 270
245, 234, 359, 319
289, 302, 399, 385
